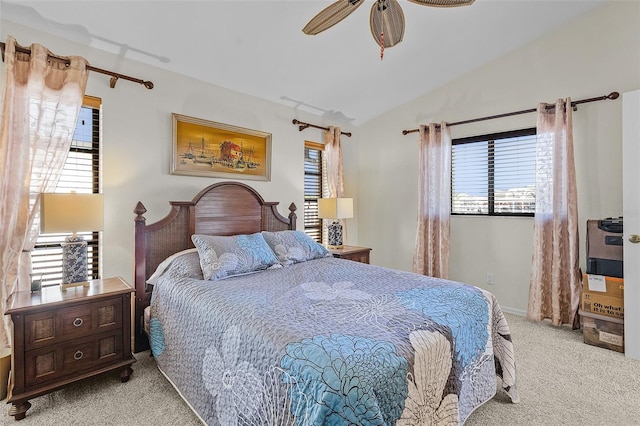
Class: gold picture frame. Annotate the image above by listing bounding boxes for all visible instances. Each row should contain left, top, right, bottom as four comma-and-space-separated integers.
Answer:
171, 113, 271, 181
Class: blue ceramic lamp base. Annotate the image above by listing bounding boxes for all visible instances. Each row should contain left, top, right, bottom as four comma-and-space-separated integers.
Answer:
327, 221, 344, 249
61, 236, 90, 290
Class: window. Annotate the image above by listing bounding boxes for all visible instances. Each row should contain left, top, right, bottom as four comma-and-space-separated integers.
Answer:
32, 96, 101, 287
304, 141, 328, 242
452, 128, 536, 216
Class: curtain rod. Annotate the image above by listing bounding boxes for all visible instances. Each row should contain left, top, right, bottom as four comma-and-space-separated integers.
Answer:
0, 41, 154, 90
401, 91, 619, 135
292, 119, 352, 137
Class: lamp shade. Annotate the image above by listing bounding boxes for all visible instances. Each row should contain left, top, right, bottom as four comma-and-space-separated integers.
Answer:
40, 193, 104, 234
318, 197, 353, 220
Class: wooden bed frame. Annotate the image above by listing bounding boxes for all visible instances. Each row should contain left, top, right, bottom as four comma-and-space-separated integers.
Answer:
132, 181, 297, 352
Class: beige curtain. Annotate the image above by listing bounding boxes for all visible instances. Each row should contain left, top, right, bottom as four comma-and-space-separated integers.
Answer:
324, 126, 344, 198
0, 36, 88, 348
413, 123, 451, 278
528, 98, 580, 327
324, 126, 347, 238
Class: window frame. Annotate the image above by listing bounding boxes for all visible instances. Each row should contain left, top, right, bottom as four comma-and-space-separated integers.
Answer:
32, 96, 102, 287
451, 127, 536, 217
304, 140, 327, 243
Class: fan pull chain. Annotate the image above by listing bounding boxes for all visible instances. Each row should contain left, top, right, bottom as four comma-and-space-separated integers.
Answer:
380, 5, 385, 60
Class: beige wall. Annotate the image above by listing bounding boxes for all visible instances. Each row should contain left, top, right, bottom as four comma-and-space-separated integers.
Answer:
0, 20, 357, 285
2, 2, 638, 315
355, 2, 640, 313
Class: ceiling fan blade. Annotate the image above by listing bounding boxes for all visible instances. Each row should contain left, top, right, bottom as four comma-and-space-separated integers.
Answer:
407, 0, 475, 7
370, 0, 405, 48
303, 0, 365, 35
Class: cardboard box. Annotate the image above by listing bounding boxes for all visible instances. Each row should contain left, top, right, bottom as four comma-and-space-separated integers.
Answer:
581, 274, 623, 319
579, 310, 624, 353
581, 293, 624, 319
582, 273, 623, 298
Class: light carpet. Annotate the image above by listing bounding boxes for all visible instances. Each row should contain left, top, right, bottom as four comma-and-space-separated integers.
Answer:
2, 313, 639, 425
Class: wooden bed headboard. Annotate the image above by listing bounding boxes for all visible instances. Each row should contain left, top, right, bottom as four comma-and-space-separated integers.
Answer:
132, 181, 297, 352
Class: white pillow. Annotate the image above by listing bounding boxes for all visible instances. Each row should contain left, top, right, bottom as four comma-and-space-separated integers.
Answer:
146, 248, 199, 285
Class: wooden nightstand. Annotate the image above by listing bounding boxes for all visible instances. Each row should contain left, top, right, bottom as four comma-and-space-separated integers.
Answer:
328, 245, 372, 264
5, 277, 135, 421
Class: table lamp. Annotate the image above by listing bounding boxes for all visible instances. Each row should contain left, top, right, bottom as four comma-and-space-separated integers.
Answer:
40, 192, 104, 289
318, 197, 353, 249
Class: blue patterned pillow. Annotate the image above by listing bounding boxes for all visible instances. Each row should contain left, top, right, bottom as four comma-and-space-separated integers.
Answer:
191, 233, 281, 281
261, 230, 331, 265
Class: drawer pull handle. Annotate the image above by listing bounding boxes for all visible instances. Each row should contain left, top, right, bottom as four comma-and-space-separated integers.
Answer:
73, 350, 84, 360
73, 318, 83, 327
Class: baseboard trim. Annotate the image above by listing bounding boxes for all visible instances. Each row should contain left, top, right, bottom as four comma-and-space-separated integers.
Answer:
501, 306, 527, 316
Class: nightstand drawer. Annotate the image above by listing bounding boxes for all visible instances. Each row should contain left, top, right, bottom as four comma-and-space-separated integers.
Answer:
25, 298, 123, 350
25, 331, 123, 387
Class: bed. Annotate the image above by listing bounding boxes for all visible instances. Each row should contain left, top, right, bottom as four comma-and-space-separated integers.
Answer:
133, 181, 519, 425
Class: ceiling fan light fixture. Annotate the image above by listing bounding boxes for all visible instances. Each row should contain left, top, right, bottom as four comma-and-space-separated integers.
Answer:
303, 0, 475, 56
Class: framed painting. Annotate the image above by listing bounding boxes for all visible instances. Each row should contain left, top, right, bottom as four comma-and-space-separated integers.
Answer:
171, 113, 271, 181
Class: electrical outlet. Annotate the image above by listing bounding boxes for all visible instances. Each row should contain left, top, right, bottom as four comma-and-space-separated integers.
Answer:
486, 273, 494, 285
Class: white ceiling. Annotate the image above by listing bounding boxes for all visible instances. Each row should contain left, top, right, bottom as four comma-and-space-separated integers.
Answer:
1, 0, 607, 126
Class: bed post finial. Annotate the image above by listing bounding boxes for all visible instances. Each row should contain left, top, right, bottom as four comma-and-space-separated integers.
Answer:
134, 200, 150, 352
288, 203, 297, 230
134, 201, 147, 222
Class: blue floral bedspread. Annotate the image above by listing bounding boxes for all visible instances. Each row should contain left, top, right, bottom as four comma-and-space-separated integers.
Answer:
149, 256, 518, 425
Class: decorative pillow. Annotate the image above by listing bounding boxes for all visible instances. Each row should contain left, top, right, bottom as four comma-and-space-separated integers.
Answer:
162, 251, 204, 282
191, 233, 281, 281
262, 230, 332, 266
147, 248, 202, 285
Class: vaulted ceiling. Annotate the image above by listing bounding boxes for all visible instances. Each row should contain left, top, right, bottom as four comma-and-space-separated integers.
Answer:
1, 0, 607, 126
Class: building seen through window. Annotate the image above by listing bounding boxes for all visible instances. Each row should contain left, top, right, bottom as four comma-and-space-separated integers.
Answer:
452, 128, 536, 216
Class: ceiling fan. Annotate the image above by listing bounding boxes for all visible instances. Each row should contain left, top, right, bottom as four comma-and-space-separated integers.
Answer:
303, 0, 475, 58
